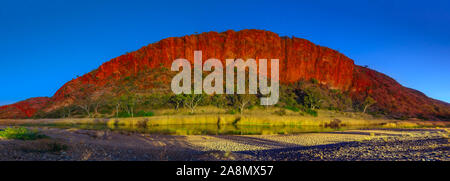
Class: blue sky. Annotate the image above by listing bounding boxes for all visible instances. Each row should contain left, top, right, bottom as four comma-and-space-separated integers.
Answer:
0, 0, 449, 105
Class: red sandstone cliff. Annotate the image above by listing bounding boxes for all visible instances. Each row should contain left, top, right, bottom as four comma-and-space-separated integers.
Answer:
1, 29, 449, 120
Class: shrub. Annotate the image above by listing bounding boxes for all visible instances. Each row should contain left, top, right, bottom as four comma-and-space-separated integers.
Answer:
226, 109, 238, 114
303, 89, 322, 110
284, 105, 300, 112
0, 127, 48, 140
248, 105, 256, 110
136, 111, 155, 117
304, 109, 318, 117
117, 112, 131, 118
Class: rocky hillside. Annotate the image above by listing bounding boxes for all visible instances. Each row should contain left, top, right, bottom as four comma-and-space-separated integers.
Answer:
0, 97, 50, 119
1, 29, 449, 120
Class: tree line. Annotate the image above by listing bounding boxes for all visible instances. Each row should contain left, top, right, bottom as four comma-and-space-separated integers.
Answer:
36, 79, 377, 119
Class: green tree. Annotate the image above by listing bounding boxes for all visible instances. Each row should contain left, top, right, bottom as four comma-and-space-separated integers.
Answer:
229, 93, 257, 114
181, 92, 204, 114
303, 89, 322, 110
62, 105, 76, 118
210, 94, 228, 108
92, 91, 113, 117
121, 93, 142, 118
112, 96, 122, 118
169, 94, 184, 110
72, 83, 96, 117
363, 96, 376, 113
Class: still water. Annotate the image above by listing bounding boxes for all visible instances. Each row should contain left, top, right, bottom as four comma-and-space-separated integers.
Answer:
28, 123, 380, 135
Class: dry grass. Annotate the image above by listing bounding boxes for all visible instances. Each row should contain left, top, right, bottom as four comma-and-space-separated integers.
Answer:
381, 122, 419, 128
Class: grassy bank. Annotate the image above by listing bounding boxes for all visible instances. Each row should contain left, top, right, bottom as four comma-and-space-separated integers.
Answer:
2, 108, 448, 130
0, 127, 48, 140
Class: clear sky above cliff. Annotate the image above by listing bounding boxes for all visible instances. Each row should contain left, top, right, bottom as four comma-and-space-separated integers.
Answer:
0, 0, 449, 105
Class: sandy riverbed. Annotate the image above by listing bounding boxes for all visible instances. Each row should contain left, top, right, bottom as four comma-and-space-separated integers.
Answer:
0, 127, 448, 161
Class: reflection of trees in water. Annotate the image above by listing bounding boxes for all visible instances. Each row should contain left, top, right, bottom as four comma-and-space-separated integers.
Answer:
41, 121, 375, 136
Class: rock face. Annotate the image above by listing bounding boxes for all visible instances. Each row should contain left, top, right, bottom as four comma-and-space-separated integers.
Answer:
1, 29, 449, 120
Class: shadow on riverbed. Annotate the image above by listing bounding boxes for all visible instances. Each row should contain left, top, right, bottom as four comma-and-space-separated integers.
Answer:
235, 141, 361, 156
322, 131, 402, 137
209, 135, 300, 148
233, 136, 449, 161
